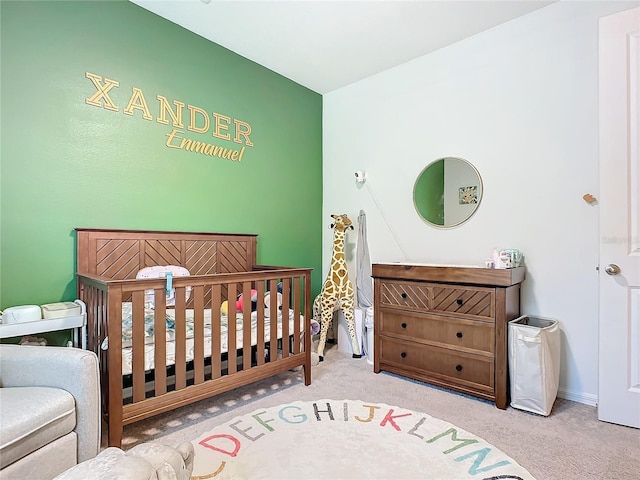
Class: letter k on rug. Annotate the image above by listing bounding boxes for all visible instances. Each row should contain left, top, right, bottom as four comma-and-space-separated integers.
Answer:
190, 399, 535, 479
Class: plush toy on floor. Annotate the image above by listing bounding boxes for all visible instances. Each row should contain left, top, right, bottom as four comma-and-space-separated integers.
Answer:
314, 214, 362, 361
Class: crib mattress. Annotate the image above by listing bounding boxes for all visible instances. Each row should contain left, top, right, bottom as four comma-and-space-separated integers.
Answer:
119, 303, 303, 375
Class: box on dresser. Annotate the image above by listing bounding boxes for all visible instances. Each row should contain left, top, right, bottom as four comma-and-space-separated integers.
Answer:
372, 263, 526, 409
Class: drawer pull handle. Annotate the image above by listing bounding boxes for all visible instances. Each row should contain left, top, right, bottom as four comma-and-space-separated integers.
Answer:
455, 364, 463, 372
401, 322, 407, 329
456, 299, 464, 306
401, 352, 407, 358
456, 332, 463, 338
401, 293, 408, 299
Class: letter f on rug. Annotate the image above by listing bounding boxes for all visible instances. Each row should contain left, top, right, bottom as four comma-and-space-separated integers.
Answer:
191, 399, 535, 480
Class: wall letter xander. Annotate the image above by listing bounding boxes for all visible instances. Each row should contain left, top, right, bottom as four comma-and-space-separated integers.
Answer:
84, 72, 255, 158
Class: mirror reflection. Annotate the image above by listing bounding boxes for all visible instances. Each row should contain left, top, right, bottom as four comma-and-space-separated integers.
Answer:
413, 157, 483, 228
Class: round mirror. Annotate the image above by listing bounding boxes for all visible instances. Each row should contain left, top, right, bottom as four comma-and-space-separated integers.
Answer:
413, 157, 483, 228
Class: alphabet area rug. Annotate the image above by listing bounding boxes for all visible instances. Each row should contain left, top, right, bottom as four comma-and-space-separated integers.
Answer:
190, 399, 536, 480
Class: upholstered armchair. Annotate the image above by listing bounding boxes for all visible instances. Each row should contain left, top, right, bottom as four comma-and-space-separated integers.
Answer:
0, 344, 101, 479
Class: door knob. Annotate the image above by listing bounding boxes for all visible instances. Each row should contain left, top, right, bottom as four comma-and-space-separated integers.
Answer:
605, 264, 621, 276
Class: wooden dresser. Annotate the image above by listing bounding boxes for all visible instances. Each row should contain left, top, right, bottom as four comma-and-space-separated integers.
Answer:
372, 263, 526, 409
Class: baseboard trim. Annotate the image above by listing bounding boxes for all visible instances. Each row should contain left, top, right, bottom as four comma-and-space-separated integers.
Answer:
557, 388, 597, 406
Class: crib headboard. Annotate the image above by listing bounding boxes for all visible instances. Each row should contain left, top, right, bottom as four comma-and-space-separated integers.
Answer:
76, 228, 257, 279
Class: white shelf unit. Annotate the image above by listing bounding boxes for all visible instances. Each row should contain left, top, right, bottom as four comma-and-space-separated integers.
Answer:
0, 300, 87, 349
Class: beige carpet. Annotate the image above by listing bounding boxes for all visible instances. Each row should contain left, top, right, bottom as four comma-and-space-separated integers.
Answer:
189, 399, 535, 479
121, 344, 640, 480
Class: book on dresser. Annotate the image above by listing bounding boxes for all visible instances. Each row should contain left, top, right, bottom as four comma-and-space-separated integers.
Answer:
372, 263, 526, 409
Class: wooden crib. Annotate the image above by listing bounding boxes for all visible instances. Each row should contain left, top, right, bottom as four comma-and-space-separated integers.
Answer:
75, 228, 312, 447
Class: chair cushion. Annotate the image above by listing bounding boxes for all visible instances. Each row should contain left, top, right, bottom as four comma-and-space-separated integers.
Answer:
0, 386, 76, 468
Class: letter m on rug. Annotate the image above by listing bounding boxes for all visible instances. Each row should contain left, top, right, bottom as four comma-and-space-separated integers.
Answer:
426, 428, 479, 454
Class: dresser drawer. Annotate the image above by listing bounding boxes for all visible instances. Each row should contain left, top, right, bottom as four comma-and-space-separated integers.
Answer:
379, 280, 495, 320
379, 336, 494, 389
431, 285, 494, 319
379, 280, 430, 310
379, 309, 494, 355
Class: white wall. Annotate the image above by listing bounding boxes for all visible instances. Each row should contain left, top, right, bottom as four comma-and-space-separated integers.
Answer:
323, 0, 637, 405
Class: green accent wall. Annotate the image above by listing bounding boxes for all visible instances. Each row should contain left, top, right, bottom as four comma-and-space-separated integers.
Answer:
0, 1, 323, 338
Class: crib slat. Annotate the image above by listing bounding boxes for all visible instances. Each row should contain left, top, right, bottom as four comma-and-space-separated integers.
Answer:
282, 278, 291, 358
227, 283, 237, 374
132, 291, 146, 403
96, 289, 105, 354
255, 281, 265, 366
242, 282, 252, 371
193, 285, 205, 385
304, 270, 312, 386
174, 287, 187, 390
210, 284, 222, 379
293, 278, 301, 354
154, 289, 167, 396
85, 285, 96, 352
269, 279, 278, 360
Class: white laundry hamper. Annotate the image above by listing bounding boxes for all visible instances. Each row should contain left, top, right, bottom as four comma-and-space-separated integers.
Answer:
508, 315, 561, 416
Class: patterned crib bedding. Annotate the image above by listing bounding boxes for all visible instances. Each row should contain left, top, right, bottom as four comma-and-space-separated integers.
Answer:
119, 303, 306, 375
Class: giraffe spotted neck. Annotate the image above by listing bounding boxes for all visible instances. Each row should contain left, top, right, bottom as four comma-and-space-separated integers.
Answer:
327, 215, 351, 288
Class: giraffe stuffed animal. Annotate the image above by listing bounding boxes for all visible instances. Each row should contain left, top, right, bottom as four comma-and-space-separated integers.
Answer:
315, 214, 362, 361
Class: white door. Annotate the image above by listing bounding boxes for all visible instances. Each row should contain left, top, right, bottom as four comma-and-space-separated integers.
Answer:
598, 7, 640, 428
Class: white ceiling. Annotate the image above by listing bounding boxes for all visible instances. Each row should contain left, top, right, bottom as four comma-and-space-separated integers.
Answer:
130, 0, 555, 94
